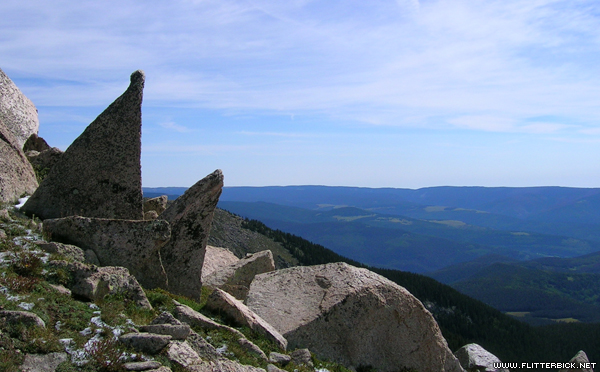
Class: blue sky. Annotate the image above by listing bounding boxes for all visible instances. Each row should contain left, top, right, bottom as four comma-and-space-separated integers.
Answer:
2, 0, 600, 188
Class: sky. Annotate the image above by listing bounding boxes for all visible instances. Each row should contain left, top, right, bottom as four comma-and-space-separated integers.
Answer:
2, 0, 600, 188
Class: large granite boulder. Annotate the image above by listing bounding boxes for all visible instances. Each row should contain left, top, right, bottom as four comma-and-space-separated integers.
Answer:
21, 71, 145, 220
246, 262, 463, 372
158, 169, 223, 299
0, 121, 38, 203
0, 68, 39, 149
203, 250, 275, 300
455, 344, 508, 372
43, 216, 171, 290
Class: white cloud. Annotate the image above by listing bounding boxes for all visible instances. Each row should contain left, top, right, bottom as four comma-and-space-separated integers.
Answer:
2, 0, 600, 134
157, 121, 193, 133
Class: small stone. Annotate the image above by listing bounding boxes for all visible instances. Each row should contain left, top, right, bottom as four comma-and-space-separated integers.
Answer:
123, 361, 163, 371
151, 311, 183, 326
0, 310, 45, 329
290, 349, 313, 367
139, 324, 191, 340
20, 352, 68, 372
269, 352, 291, 366
119, 332, 172, 354
267, 364, 287, 372
237, 338, 267, 361
144, 195, 168, 215
35, 241, 85, 262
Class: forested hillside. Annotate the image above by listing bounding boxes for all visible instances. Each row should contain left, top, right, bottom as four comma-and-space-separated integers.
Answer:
214, 211, 599, 367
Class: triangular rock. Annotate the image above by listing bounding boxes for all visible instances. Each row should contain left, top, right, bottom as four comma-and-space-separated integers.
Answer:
22, 71, 145, 220
0, 68, 39, 149
159, 169, 224, 298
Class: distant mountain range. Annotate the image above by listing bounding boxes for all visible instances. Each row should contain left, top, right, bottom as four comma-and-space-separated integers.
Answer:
143, 185, 600, 324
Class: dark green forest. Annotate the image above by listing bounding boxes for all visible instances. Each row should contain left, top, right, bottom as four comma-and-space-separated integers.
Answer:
240, 218, 600, 368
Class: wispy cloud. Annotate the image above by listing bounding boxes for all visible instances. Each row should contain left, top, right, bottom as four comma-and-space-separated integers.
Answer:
157, 121, 193, 133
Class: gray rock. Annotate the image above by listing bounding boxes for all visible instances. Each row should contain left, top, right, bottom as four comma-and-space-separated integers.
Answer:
206, 288, 287, 350
49, 283, 71, 296
139, 324, 191, 340
186, 331, 221, 361
0, 120, 38, 203
187, 360, 266, 372
144, 195, 168, 215
246, 262, 463, 372
23, 133, 50, 153
26, 146, 63, 177
166, 340, 203, 368
0, 208, 9, 221
0, 68, 39, 149
20, 352, 68, 372
21, 71, 145, 220
158, 169, 223, 299
84, 249, 101, 266
174, 301, 245, 339
119, 332, 172, 354
147, 367, 172, 372
144, 210, 159, 220
559, 351, 594, 372
35, 240, 85, 262
237, 337, 268, 361
49, 260, 152, 308
455, 343, 507, 372
43, 216, 171, 290
269, 352, 291, 365
0, 310, 45, 328
290, 348, 313, 367
166, 338, 265, 372
204, 250, 275, 301
151, 311, 184, 326
0, 229, 6, 240
267, 364, 286, 372
123, 361, 163, 371
202, 245, 239, 280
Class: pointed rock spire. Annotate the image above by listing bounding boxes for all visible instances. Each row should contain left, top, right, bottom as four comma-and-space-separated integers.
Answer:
159, 169, 224, 298
22, 71, 145, 220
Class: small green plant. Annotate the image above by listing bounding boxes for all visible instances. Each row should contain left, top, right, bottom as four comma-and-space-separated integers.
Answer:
85, 337, 127, 372
0, 272, 41, 293
10, 249, 44, 277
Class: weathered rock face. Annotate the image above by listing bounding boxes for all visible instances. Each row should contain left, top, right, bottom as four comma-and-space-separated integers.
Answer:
144, 195, 168, 215
246, 262, 464, 372
26, 146, 63, 176
0, 121, 38, 203
48, 260, 152, 309
203, 250, 275, 300
21, 71, 145, 220
158, 169, 224, 298
455, 344, 507, 372
23, 133, 50, 153
43, 216, 171, 290
0, 68, 39, 149
559, 351, 594, 372
205, 288, 287, 350
202, 245, 239, 279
